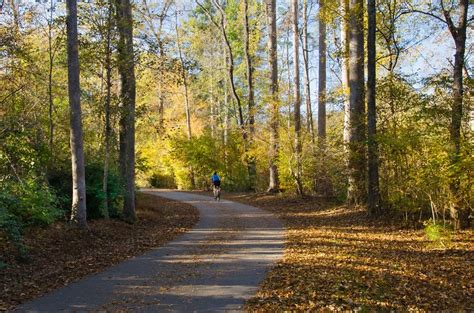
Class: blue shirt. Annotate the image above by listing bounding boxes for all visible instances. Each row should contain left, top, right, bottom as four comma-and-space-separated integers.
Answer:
211, 174, 220, 182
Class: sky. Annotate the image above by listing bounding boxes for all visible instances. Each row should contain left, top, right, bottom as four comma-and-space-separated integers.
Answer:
4, 0, 473, 113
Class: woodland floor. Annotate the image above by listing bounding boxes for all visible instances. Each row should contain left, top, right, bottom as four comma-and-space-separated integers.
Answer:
210, 192, 474, 311
0, 193, 199, 310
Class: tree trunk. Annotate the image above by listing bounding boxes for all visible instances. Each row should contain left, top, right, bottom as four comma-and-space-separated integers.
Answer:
175, 13, 192, 141
444, 0, 468, 229
367, 0, 380, 215
302, 0, 315, 144
158, 41, 165, 132
175, 11, 195, 189
292, 0, 303, 195
115, 0, 136, 223
346, 0, 366, 206
102, 0, 113, 219
318, 0, 326, 140
265, 0, 280, 192
341, 0, 350, 145
48, 0, 54, 159
66, 0, 87, 228
243, 0, 256, 190
207, 0, 245, 130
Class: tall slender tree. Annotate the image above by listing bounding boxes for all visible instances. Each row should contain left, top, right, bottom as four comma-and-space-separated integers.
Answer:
443, 1, 469, 229
341, 0, 350, 146
318, 0, 326, 140
265, 0, 280, 192
175, 12, 192, 141
292, 0, 303, 195
47, 0, 55, 158
66, 0, 87, 227
176, 10, 195, 189
115, 0, 136, 222
302, 0, 315, 144
367, 0, 380, 214
102, 0, 113, 219
404, 0, 470, 229
347, 0, 366, 206
243, 0, 257, 190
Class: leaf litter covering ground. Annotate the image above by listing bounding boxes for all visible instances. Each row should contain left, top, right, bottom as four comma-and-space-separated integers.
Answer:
221, 193, 473, 311
0, 192, 199, 310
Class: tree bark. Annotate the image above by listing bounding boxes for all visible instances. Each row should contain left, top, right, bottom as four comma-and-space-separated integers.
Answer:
302, 0, 315, 144
367, 0, 381, 215
102, 0, 113, 219
175, 13, 192, 141
243, 0, 256, 190
265, 0, 280, 192
444, 0, 469, 229
48, 0, 54, 159
346, 0, 366, 206
175, 11, 195, 189
341, 0, 350, 145
66, 0, 87, 228
115, 0, 136, 223
318, 0, 326, 140
292, 0, 303, 195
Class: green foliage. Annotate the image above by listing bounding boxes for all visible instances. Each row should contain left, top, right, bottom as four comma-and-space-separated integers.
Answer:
1, 180, 61, 227
0, 180, 60, 259
49, 163, 123, 219
0, 195, 27, 260
423, 219, 452, 249
85, 163, 123, 219
377, 75, 472, 220
167, 131, 250, 191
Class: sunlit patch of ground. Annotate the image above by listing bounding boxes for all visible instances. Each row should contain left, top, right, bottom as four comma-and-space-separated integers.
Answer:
0, 192, 199, 310
223, 193, 473, 311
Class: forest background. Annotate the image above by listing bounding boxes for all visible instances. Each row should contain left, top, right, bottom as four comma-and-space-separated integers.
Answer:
0, 0, 473, 255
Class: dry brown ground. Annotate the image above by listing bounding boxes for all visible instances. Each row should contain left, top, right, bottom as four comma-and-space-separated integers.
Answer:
0, 192, 199, 310
215, 192, 473, 311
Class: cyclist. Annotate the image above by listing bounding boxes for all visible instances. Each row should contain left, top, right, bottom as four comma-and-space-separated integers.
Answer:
211, 172, 221, 201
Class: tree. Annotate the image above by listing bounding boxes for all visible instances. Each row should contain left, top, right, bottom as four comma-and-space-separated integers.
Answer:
347, 0, 366, 206
341, 0, 351, 150
243, 0, 257, 190
102, 0, 113, 219
442, 1, 469, 229
302, 0, 315, 143
403, 0, 470, 229
66, 0, 87, 227
175, 9, 196, 188
265, 0, 280, 192
115, 0, 137, 223
318, 0, 326, 140
292, 0, 303, 195
367, 0, 380, 214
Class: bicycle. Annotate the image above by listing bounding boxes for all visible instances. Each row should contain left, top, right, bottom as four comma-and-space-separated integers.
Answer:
213, 185, 221, 201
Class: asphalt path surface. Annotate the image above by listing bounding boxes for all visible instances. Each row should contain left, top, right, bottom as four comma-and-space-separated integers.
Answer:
17, 190, 284, 312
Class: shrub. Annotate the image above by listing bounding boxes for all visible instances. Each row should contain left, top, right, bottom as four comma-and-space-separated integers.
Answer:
0, 180, 60, 260
424, 219, 452, 249
48, 163, 123, 219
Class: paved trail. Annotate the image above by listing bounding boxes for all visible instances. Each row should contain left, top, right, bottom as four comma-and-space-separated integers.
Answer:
17, 190, 284, 312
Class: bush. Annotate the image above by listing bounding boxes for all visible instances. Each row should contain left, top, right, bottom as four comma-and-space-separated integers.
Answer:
148, 173, 176, 188
48, 163, 123, 219
1, 180, 60, 260
424, 219, 452, 249
1, 180, 61, 226
85, 163, 123, 219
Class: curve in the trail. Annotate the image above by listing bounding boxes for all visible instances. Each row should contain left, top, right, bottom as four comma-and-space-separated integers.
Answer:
16, 190, 285, 312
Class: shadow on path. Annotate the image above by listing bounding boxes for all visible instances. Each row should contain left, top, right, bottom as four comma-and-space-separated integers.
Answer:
16, 190, 284, 312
